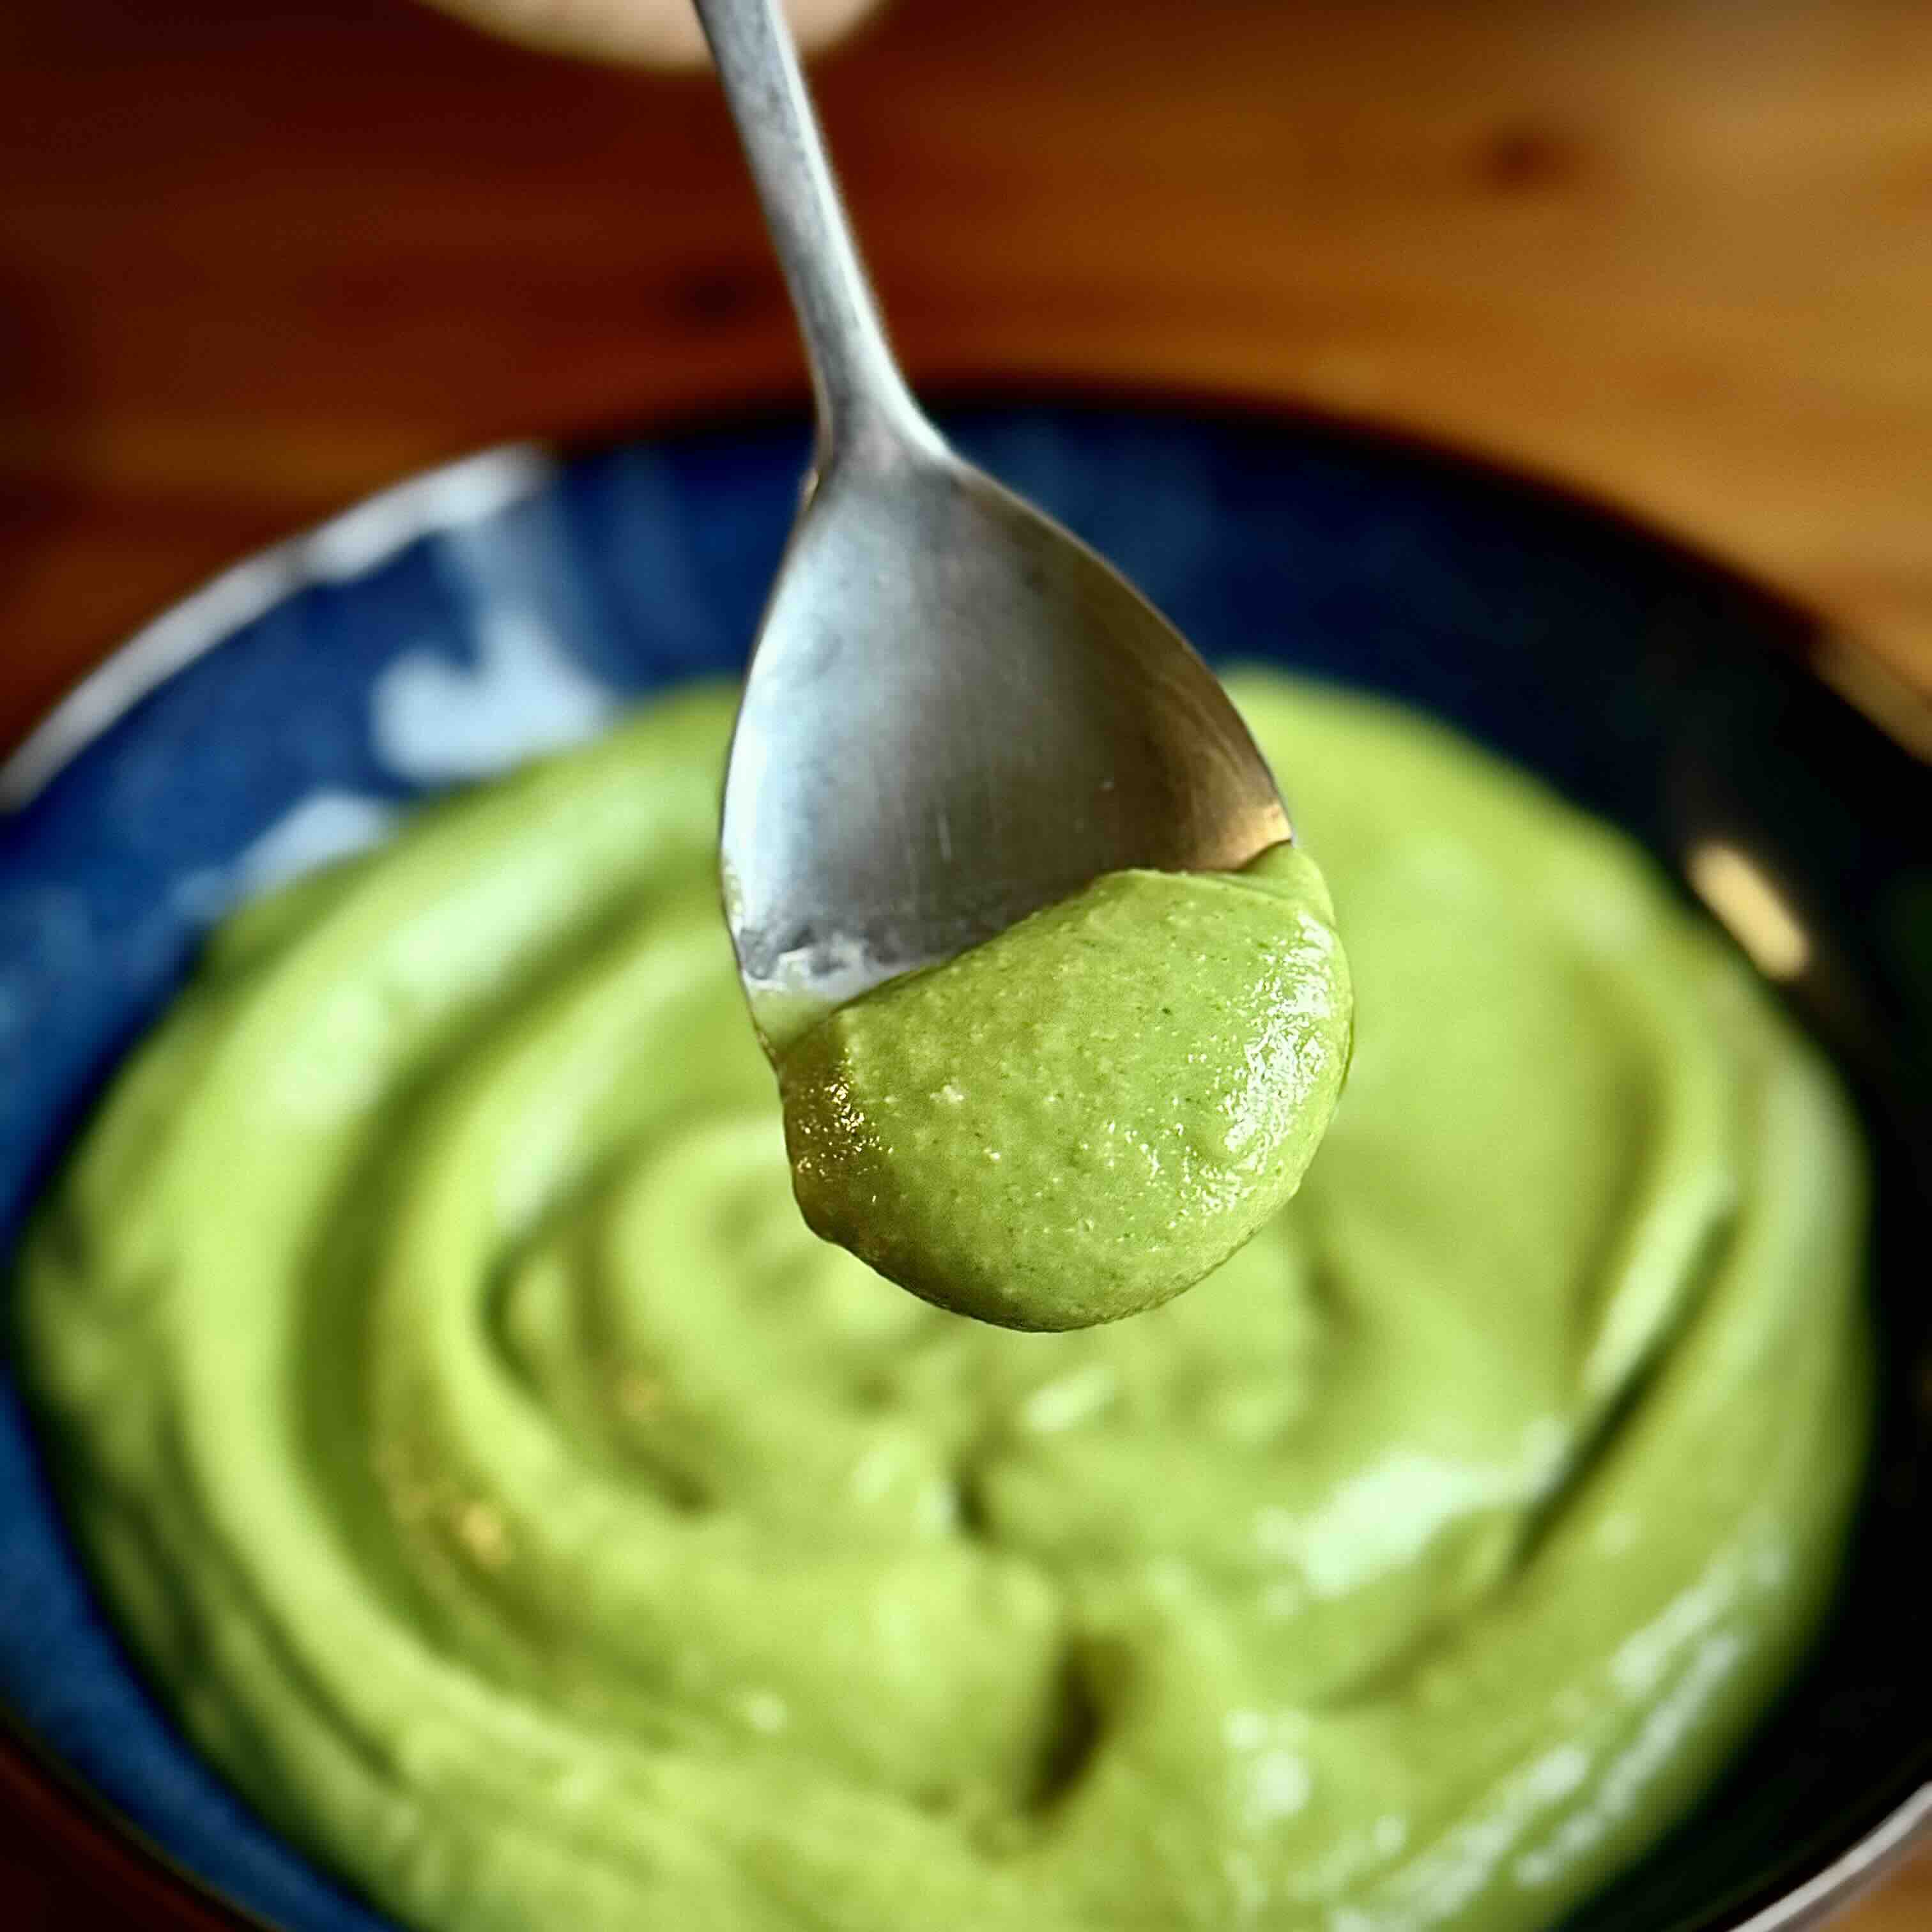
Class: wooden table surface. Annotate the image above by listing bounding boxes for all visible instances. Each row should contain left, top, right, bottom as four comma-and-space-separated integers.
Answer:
0, 0, 1926, 1924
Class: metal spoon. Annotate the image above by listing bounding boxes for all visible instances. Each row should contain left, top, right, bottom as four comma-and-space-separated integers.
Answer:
696, 0, 1290, 1052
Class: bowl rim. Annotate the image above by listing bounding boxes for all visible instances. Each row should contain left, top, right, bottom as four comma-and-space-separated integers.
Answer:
3, 392, 1928, 1932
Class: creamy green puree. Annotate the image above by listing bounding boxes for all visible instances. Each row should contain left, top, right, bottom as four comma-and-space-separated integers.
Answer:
779, 843, 1352, 1330
15, 673, 1869, 1932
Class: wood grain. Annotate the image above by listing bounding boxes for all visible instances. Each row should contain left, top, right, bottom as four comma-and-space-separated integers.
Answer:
0, 0, 1925, 1924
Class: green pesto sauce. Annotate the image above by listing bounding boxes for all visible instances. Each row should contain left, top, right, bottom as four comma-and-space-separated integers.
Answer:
778, 842, 1353, 1330
14, 673, 1869, 1932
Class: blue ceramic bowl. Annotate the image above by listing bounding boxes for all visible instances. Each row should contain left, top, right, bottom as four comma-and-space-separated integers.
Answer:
1, 401, 1928, 1931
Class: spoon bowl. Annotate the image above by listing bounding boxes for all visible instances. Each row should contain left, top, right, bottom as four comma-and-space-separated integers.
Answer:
722, 429, 1290, 1046
696, 0, 1285, 1043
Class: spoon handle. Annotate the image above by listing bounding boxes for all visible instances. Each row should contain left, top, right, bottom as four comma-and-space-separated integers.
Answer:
693, 0, 934, 465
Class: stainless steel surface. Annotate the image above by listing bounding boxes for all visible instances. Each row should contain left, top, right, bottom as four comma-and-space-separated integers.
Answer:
694, 0, 1290, 1046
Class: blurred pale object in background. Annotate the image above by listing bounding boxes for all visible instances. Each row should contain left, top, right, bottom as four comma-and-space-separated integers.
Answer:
417, 0, 882, 65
